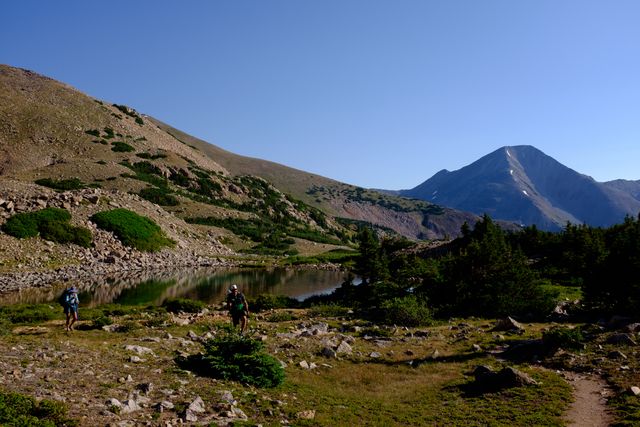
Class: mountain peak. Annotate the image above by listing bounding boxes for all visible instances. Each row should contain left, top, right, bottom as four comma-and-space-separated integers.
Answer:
400, 145, 640, 230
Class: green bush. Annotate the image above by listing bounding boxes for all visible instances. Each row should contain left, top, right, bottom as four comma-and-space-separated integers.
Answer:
35, 177, 86, 191
178, 333, 284, 388
0, 304, 59, 324
266, 311, 297, 322
162, 298, 206, 313
542, 327, 584, 352
378, 295, 432, 327
2, 208, 91, 248
307, 304, 350, 318
90, 208, 174, 252
91, 316, 113, 329
111, 141, 135, 152
138, 187, 179, 206
251, 294, 298, 312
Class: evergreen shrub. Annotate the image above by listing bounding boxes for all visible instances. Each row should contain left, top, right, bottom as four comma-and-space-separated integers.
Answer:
2, 208, 91, 247
138, 187, 179, 206
111, 141, 135, 152
379, 295, 432, 327
162, 298, 205, 313
90, 208, 174, 252
178, 333, 284, 388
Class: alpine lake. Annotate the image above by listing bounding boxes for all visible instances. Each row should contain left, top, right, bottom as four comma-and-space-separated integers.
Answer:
0, 267, 353, 307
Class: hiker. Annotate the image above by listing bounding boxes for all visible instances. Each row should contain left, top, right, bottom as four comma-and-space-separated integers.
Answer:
226, 284, 249, 334
62, 287, 79, 331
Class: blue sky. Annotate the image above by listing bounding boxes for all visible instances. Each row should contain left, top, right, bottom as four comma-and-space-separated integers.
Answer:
2, 1, 639, 189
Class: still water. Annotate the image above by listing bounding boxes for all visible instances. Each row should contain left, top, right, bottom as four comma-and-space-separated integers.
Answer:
0, 267, 353, 307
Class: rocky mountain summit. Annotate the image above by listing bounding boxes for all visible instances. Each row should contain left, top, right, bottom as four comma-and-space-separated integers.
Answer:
400, 145, 640, 230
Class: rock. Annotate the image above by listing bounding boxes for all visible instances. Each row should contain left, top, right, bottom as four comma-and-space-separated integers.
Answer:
299, 360, 310, 369
607, 333, 637, 346
106, 398, 122, 412
491, 317, 525, 332
124, 345, 154, 355
414, 330, 430, 338
232, 407, 248, 419
321, 346, 337, 358
155, 400, 174, 412
430, 349, 440, 360
608, 350, 628, 360
137, 382, 153, 395
630, 386, 640, 396
188, 396, 206, 413
336, 341, 353, 354
129, 355, 143, 363
625, 323, 640, 333
120, 399, 141, 414
471, 365, 537, 392
219, 390, 236, 405
187, 330, 199, 340
472, 344, 483, 352
369, 351, 382, 358
297, 410, 316, 420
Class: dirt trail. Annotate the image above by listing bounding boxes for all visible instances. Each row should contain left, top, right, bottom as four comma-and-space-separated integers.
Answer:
563, 372, 613, 427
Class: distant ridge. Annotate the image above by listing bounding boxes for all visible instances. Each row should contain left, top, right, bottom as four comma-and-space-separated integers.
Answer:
400, 145, 640, 230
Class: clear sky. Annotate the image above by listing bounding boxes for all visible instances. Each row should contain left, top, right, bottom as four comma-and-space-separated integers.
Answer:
2, 1, 639, 189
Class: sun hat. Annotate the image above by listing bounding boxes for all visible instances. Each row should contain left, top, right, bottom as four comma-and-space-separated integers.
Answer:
230, 284, 238, 291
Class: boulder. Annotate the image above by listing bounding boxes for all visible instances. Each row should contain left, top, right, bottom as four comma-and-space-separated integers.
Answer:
607, 333, 637, 346
630, 386, 640, 396
491, 317, 525, 332
321, 346, 337, 358
336, 341, 353, 355
297, 410, 316, 420
471, 365, 537, 392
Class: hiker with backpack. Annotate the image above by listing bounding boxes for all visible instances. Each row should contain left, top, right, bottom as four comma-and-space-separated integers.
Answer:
60, 287, 79, 331
226, 284, 249, 334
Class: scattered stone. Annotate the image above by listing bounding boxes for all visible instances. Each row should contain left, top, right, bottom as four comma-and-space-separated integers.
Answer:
137, 382, 153, 395
106, 398, 122, 412
129, 355, 143, 363
297, 410, 316, 420
625, 323, 640, 333
336, 341, 353, 355
607, 333, 637, 346
608, 350, 628, 360
299, 360, 310, 369
321, 346, 337, 358
124, 345, 154, 355
471, 365, 537, 392
472, 344, 483, 352
630, 386, 640, 396
430, 349, 440, 360
188, 396, 206, 413
120, 399, 141, 414
491, 317, 525, 332
369, 351, 382, 358
414, 330, 430, 338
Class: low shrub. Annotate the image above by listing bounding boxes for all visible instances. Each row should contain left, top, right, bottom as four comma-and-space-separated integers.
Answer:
138, 187, 179, 206
307, 304, 350, 318
0, 389, 76, 426
90, 208, 174, 252
162, 298, 206, 313
378, 295, 432, 327
2, 208, 92, 248
251, 294, 298, 312
542, 327, 585, 351
178, 333, 284, 388
0, 304, 58, 324
91, 316, 113, 329
35, 177, 86, 191
266, 311, 297, 322
111, 141, 135, 152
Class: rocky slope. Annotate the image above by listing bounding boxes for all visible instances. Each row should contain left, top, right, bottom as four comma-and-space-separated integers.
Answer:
400, 145, 640, 230
0, 63, 477, 273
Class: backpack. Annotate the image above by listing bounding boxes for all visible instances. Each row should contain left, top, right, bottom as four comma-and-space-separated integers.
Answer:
58, 289, 71, 307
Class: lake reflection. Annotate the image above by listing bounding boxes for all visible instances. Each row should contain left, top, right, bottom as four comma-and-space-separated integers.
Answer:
0, 268, 352, 307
